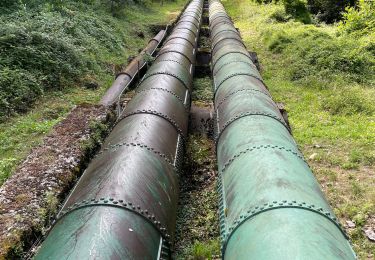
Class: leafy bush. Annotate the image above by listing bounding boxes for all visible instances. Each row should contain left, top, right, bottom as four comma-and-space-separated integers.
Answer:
254, 0, 311, 23
0, 2, 127, 121
269, 9, 292, 22
338, 0, 375, 36
283, 0, 311, 23
0, 67, 42, 119
307, 0, 357, 23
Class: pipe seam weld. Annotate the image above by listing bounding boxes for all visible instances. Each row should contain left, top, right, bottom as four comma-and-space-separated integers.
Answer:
212, 51, 251, 70
118, 110, 186, 139
136, 88, 189, 110
176, 20, 200, 30
154, 59, 185, 67
212, 37, 246, 54
216, 89, 271, 109
215, 111, 291, 142
220, 145, 306, 173
220, 200, 349, 255
158, 49, 194, 64
211, 28, 240, 40
165, 36, 196, 47
95, 141, 179, 173
174, 27, 199, 36
153, 58, 192, 77
216, 176, 227, 240
214, 72, 264, 92
54, 198, 172, 246
213, 60, 257, 77
142, 71, 190, 90
179, 14, 201, 24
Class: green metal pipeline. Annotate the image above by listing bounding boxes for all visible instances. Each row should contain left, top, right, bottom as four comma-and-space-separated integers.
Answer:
209, 0, 357, 259
34, 0, 203, 259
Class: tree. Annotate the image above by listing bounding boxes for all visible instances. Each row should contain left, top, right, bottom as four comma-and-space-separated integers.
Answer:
307, 0, 358, 23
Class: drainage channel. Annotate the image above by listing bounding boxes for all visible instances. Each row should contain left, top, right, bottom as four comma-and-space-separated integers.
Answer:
174, 1, 221, 258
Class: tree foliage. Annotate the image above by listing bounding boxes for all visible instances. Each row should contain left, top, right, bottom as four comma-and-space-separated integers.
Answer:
307, 0, 357, 23
338, 0, 375, 36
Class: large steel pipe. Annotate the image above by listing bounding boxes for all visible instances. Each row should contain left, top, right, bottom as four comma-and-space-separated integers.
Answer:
209, 0, 356, 259
34, 1, 203, 259
100, 30, 166, 107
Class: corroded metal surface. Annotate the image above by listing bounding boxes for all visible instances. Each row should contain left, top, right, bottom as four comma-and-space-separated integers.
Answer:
209, 0, 356, 259
100, 30, 166, 107
34, 0, 203, 259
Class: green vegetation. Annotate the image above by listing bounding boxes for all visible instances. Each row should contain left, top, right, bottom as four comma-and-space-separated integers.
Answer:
0, 0, 187, 184
0, 0, 184, 121
254, 0, 360, 23
223, 0, 374, 258
175, 73, 219, 258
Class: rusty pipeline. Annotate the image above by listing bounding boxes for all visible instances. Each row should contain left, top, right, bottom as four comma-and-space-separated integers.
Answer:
100, 29, 166, 107
34, 0, 203, 259
209, 0, 356, 259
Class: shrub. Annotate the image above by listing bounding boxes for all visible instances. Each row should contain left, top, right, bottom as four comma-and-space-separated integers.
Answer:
254, 0, 311, 23
283, 0, 311, 23
307, 0, 357, 23
0, 2, 126, 121
269, 9, 292, 22
338, 0, 375, 36
0, 67, 42, 119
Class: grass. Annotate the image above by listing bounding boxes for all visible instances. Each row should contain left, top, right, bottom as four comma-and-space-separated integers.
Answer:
174, 72, 220, 258
0, 0, 188, 185
223, 0, 375, 258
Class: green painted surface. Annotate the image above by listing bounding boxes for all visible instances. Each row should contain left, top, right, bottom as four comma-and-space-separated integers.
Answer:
209, 0, 356, 259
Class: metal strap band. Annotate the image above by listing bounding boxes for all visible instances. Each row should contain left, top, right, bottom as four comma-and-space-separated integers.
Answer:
115, 71, 133, 80
221, 200, 349, 256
